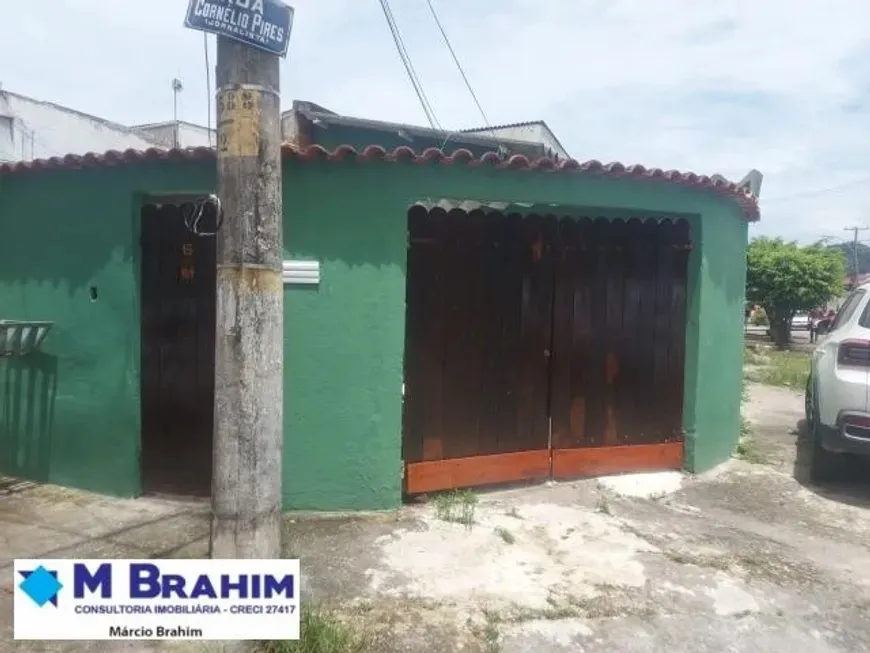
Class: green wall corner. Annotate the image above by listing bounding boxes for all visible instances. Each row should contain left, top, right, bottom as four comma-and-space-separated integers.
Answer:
681, 205, 749, 472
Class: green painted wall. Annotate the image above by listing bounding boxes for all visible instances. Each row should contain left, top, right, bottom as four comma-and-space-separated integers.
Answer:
0, 156, 749, 509
0, 163, 213, 496
282, 164, 407, 510
681, 203, 749, 471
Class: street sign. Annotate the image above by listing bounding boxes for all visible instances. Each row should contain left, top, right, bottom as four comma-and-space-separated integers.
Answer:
184, 0, 294, 58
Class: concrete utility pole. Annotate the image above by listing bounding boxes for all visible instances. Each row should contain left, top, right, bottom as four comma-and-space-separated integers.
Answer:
843, 225, 869, 288
210, 37, 284, 559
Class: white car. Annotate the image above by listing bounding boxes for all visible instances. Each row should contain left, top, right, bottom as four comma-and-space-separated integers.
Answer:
791, 313, 811, 330
805, 284, 870, 481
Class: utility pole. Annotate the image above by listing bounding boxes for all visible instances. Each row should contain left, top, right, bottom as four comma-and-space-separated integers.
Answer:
210, 37, 284, 559
843, 225, 869, 288
172, 78, 183, 149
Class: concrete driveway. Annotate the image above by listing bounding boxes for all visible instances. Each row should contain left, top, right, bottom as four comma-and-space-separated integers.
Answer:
3, 382, 870, 652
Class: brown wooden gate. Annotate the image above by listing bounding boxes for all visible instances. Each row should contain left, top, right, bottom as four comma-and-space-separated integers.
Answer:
140, 202, 216, 496
402, 208, 689, 495
549, 217, 689, 479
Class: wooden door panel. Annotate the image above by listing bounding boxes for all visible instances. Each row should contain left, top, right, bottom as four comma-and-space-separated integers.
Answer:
489, 213, 531, 456
516, 215, 556, 454
668, 219, 691, 439
551, 217, 689, 479
140, 203, 215, 496
552, 441, 684, 478
406, 450, 551, 495
477, 213, 518, 456
403, 209, 552, 493
404, 206, 446, 462
439, 209, 485, 460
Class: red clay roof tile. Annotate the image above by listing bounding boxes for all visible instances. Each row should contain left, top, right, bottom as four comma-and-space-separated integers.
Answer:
0, 144, 760, 221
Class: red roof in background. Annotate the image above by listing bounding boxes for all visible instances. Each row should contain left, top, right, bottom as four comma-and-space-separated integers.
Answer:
0, 144, 760, 221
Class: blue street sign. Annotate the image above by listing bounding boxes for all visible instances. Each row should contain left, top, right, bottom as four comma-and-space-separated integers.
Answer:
184, 0, 294, 58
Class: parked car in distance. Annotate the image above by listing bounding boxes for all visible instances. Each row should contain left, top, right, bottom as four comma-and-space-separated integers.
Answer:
805, 285, 870, 481
791, 313, 811, 330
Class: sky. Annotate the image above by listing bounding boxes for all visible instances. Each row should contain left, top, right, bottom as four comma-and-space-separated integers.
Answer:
3, 0, 870, 244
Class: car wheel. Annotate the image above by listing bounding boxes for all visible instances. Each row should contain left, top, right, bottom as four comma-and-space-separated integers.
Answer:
808, 385, 844, 484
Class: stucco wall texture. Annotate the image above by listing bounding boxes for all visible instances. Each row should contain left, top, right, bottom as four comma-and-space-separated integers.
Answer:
0, 158, 749, 510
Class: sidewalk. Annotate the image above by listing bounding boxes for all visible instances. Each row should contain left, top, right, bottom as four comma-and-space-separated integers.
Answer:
3, 397, 870, 652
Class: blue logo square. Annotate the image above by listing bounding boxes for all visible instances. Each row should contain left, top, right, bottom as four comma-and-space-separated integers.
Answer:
19, 566, 63, 607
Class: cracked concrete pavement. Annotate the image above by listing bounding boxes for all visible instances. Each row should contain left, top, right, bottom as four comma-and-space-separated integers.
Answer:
3, 380, 870, 652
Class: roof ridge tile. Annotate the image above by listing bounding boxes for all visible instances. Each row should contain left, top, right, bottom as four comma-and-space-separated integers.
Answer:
0, 143, 759, 221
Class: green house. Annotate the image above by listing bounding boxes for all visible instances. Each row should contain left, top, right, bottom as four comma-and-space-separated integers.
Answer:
0, 144, 759, 510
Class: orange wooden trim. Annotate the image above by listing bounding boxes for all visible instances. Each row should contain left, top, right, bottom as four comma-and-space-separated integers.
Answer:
552, 442, 683, 479
406, 450, 551, 495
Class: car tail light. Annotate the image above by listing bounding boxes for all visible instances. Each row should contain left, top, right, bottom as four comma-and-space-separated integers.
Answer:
842, 414, 870, 429
837, 340, 870, 366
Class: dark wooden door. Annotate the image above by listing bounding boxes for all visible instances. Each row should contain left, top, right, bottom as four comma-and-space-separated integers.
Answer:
550, 218, 689, 478
403, 207, 553, 494
140, 203, 216, 496
402, 210, 690, 494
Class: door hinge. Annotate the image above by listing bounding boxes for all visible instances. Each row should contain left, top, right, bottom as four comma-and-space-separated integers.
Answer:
400, 461, 405, 480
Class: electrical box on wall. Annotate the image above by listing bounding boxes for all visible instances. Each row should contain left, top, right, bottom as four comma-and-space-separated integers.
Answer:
282, 260, 320, 286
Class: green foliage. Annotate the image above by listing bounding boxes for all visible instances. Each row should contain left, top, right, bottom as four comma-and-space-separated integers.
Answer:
746, 237, 845, 345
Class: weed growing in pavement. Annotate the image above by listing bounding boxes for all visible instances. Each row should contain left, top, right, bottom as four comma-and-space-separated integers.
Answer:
735, 439, 767, 464
260, 607, 369, 653
748, 349, 810, 389
432, 489, 478, 527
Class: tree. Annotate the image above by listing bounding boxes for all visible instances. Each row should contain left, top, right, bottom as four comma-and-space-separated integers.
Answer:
746, 237, 845, 346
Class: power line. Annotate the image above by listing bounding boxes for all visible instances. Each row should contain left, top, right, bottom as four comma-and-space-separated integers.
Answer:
762, 176, 870, 204
424, 0, 494, 137
377, 0, 442, 130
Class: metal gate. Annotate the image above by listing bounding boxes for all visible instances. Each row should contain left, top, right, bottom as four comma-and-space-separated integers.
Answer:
402, 207, 689, 494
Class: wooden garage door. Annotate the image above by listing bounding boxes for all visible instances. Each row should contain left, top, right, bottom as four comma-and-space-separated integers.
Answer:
402, 209, 690, 494
549, 217, 689, 478
402, 207, 554, 493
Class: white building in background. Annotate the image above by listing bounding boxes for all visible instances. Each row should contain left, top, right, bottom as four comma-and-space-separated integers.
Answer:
0, 88, 565, 165
461, 121, 571, 160
0, 89, 162, 164
130, 120, 215, 149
